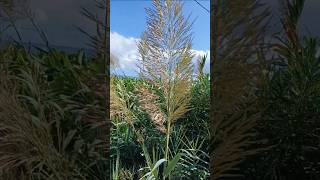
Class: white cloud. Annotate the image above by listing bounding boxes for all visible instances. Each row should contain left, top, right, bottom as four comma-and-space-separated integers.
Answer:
110, 32, 140, 75
191, 49, 210, 73
110, 31, 210, 76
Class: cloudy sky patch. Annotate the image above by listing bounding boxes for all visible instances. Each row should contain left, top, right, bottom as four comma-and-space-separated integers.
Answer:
110, 31, 210, 77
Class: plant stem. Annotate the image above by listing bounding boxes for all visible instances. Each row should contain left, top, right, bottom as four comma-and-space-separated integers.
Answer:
165, 118, 171, 161
164, 114, 171, 180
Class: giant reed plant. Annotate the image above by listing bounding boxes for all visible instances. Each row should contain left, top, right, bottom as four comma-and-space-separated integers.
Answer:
0, 44, 107, 179
211, 0, 272, 179
136, 0, 194, 178
138, 0, 194, 159
109, 0, 208, 179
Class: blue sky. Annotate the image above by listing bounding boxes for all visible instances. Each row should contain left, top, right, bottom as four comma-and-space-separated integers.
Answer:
111, 0, 210, 50
110, 0, 210, 76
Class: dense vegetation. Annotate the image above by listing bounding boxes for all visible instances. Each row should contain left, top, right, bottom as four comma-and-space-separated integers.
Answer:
0, 0, 320, 179
0, 0, 211, 179
110, 0, 210, 179
110, 74, 210, 179
0, 45, 108, 179
212, 0, 320, 179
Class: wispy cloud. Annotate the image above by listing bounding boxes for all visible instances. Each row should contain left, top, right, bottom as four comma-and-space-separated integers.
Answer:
110, 32, 140, 75
110, 31, 210, 76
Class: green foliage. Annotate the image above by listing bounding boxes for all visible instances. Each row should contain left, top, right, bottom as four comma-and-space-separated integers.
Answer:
0, 44, 107, 179
110, 75, 210, 179
240, 0, 320, 179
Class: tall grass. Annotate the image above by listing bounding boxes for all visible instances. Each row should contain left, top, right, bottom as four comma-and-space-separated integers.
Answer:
211, 0, 272, 179
211, 0, 320, 179
0, 44, 107, 179
110, 74, 210, 179
105, 0, 210, 179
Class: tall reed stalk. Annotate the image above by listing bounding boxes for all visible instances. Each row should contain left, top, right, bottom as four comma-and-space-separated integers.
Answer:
137, 0, 194, 178
211, 0, 271, 179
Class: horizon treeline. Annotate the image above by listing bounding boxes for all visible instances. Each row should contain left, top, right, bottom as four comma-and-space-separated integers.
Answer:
0, 0, 319, 179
